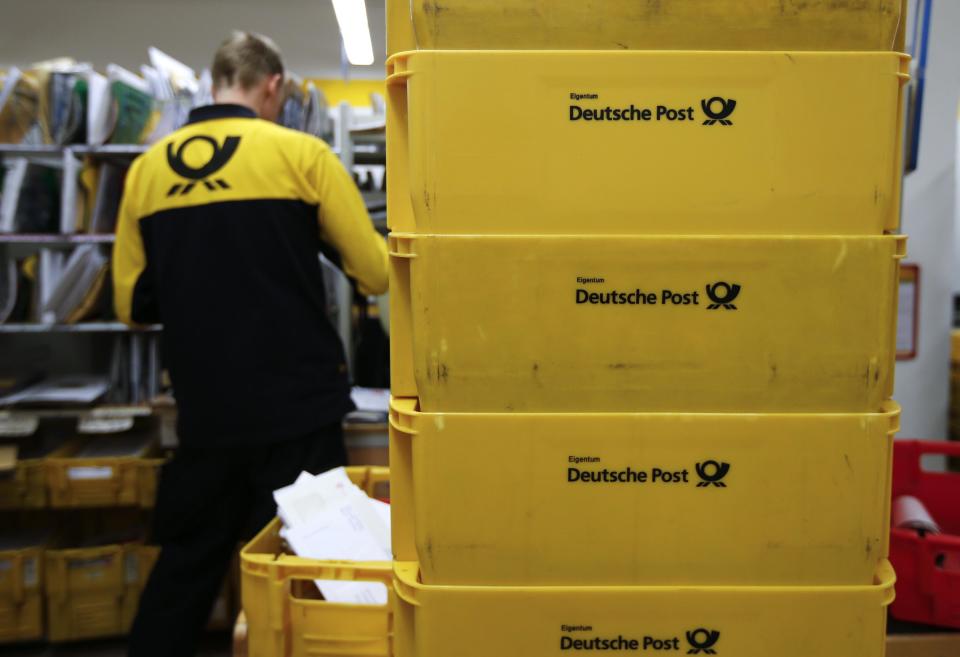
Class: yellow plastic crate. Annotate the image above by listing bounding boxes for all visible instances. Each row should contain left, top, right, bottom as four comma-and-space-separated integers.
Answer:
390, 398, 898, 586
45, 543, 158, 642
392, 560, 895, 657
391, 233, 905, 413
0, 440, 73, 509
388, 0, 906, 54
45, 439, 164, 509
0, 545, 43, 643
386, 51, 909, 236
0, 459, 48, 510
241, 466, 392, 657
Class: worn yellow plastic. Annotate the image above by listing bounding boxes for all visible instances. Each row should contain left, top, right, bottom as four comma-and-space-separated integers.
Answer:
392, 560, 895, 657
387, 0, 906, 54
386, 51, 909, 235
44, 440, 164, 509
390, 234, 905, 413
45, 543, 158, 642
0, 443, 72, 509
0, 545, 43, 643
390, 398, 899, 586
241, 466, 392, 657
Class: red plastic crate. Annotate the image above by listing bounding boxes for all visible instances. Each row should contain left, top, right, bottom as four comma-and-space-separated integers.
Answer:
890, 440, 960, 628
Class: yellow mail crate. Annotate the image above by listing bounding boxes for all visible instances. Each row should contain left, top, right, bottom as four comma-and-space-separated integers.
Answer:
386, 51, 909, 235
393, 561, 895, 657
241, 467, 392, 657
0, 544, 43, 643
45, 543, 159, 642
390, 398, 898, 586
390, 234, 905, 413
45, 439, 164, 508
387, 0, 905, 53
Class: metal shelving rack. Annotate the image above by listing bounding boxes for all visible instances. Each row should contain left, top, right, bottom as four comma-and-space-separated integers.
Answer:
0, 143, 161, 412
328, 102, 386, 377
0, 105, 385, 419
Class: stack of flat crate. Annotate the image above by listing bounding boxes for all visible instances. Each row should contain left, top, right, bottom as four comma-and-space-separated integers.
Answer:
387, 1, 908, 655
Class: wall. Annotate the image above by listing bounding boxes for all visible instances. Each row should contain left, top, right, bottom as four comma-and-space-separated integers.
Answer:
0, 0, 387, 80
895, 0, 960, 439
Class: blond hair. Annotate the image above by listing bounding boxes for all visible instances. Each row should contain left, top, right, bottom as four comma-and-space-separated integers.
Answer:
211, 31, 284, 91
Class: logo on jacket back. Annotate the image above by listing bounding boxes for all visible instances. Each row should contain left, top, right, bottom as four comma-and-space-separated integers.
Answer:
165, 135, 241, 196
701, 97, 736, 126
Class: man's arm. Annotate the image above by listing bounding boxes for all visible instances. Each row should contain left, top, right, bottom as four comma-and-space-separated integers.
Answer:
310, 145, 389, 296
112, 159, 157, 325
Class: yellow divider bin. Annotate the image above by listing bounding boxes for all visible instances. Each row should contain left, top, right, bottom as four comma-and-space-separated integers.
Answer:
386, 51, 909, 236
390, 233, 905, 413
390, 398, 899, 586
392, 560, 896, 657
45, 543, 159, 642
0, 441, 71, 509
241, 466, 392, 657
45, 439, 164, 509
387, 0, 905, 54
0, 544, 43, 643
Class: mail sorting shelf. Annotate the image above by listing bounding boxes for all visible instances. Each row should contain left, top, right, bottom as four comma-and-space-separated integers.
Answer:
386, 50, 909, 235
390, 233, 905, 413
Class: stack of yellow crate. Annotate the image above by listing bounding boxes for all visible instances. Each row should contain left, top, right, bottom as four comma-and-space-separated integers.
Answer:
387, 2, 908, 655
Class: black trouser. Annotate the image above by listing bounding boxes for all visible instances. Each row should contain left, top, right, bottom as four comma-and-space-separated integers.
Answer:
127, 422, 348, 657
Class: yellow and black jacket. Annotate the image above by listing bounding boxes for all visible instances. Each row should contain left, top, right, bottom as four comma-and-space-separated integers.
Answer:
113, 104, 388, 446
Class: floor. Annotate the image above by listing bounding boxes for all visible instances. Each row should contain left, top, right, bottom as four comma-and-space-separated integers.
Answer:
0, 633, 231, 657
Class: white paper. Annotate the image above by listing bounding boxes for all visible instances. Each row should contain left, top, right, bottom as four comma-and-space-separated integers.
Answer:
273, 467, 357, 528
314, 579, 388, 605
274, 467, 391, 606
0, 375, 110, 406
86, 71, 112, 146
106, 64, 151, 95
350, 387, 390, 413
68, 466, 114, 481
148, 47, 199, 96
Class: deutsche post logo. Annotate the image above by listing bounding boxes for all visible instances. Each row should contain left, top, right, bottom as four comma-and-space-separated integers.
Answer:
686, 628, 721, 654
695, 461, 730, 488
705, 282, 741, 310
166, 135, 241, 196
701, 97, 736, 126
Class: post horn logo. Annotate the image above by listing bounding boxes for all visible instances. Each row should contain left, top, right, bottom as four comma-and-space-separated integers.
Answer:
695, 461, 731, 488
686, 628, 721, 655
705, 282, 741, 310
166, 135, 241, 197
701, 97, 736, 126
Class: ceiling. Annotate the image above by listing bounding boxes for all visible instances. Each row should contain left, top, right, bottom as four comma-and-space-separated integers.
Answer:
0, 0, 387, 79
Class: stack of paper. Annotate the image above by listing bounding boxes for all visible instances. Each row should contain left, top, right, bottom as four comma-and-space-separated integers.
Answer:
0, 375, 110, 407
273, 467, 391, 605
0, 67, 40, 144
106, 65, 154, 145
41, 245, 108, 323
0, 158, 60, 234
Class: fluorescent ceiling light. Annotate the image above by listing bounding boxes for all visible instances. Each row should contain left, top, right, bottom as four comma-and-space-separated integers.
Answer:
331, 0, 375, 66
